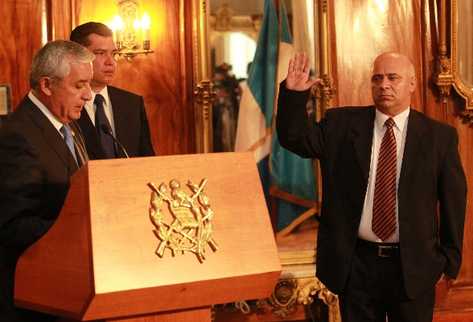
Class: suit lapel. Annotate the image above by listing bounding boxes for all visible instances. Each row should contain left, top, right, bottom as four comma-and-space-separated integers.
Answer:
23, 99, 78, 172
108, 86, 125, 143
77, 107, 105, 159
398, 110, 427, 199
349, 108, 376, 183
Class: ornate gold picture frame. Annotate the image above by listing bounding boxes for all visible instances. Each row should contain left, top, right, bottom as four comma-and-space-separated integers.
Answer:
435, 0, 473, 121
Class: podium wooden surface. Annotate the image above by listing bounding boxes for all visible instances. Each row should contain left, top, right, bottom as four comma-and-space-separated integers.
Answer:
15, 152, 281, 321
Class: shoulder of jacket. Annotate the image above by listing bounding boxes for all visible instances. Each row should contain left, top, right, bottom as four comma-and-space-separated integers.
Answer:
325, 106, 372, 117
410, 109, 456, 134
108, 86, 142, 99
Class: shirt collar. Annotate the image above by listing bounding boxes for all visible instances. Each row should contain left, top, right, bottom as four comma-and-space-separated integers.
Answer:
88, 86, 111, 109
375, 107, 410, 132
96, 86, 110, 106
28, 91, 64, 132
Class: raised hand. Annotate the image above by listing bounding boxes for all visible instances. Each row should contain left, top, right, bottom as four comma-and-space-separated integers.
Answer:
285, 52, 320, 91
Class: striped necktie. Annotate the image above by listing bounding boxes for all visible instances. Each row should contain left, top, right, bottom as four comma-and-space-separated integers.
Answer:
372, 118, 397, 241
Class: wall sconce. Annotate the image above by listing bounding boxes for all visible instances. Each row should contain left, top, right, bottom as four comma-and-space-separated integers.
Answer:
110, 0, 153, 59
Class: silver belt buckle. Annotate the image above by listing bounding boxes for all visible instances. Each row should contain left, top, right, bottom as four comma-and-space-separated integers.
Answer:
378, 245, 392, 258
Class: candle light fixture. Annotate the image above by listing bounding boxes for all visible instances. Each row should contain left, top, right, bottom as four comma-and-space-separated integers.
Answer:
110, 0, 153, 59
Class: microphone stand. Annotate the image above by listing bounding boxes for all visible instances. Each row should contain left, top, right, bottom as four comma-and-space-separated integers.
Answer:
100, 124, 130, 158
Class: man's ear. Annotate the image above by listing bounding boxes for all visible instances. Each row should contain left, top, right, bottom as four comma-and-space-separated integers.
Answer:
38, 77, 54, 96
409, 76, 417, 94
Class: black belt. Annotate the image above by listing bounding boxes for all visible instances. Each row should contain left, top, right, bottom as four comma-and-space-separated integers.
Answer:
357, 239, 400, 258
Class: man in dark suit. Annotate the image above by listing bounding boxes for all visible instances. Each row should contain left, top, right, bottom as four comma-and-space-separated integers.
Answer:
0, 40, 93, 322
70, 22, 155, 159
276, 52, 466, 322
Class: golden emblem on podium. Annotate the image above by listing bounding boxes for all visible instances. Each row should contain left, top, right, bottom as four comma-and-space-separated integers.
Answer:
148, 179, 218, 262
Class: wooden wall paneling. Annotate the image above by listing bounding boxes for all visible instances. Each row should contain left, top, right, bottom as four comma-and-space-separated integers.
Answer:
420, 0, 473, 317
433, 96, 473, 318
181, 0, 197, 153
49, 0, 76, 40
0, 0, 45, 109
76, 0, 196, 155
332, 0, 423, 110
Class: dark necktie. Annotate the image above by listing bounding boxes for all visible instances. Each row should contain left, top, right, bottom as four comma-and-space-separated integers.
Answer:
94, 94, 116, 159
60, 125, 78, 164
372, 118, 397, 241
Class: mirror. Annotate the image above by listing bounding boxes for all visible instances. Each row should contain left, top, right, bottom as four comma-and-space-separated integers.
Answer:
455, 1, 473, 90
207, 1, 324, 153
192, 0, 335, 152
209, 1, 260, 152
435, 0, 473, 115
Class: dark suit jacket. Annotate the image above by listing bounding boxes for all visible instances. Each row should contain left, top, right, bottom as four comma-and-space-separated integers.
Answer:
0, 97, 79, 322
276, 85, 467, 299
77, 86, 154, 159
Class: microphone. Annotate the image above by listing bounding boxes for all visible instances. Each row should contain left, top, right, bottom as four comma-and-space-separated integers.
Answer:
100, 124, 130, 158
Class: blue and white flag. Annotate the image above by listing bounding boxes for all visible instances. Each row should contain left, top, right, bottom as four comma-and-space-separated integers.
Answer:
235, 0, 317, 230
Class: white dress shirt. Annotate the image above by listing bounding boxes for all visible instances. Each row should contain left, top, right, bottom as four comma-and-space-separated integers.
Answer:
358, 107, 410, 243
83, 86, 116, 135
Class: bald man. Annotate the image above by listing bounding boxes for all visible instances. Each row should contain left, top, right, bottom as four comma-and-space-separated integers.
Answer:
276, 52, 466, 322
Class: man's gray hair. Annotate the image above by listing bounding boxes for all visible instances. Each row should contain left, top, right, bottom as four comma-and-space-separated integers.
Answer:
30, 40, 94, 89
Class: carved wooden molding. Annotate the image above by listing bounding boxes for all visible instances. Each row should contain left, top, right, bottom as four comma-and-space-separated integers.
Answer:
191, 0, 214, 153
258, 277, 341, 322
193, 80, 215, 153
313, 74, 336, 114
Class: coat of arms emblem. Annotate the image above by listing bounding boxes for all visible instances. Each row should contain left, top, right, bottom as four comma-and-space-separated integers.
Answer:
147, 179, 218, 262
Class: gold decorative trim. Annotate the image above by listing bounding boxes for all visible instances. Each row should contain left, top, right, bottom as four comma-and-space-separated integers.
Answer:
321, 0, 329, 13
194, 80, 215, 153
316, 0, 335, 113
298, 278, 341, 322
458, 110, 473, 124
434, 0, 453, 102
260, 277, 341, 322
434, 55, 453, 100
450, 0, 473, 112
148, 179, 218, 262
266, 279, 299, 318
192, 0, 214, 153
209, 15, 262, 33
314, 74, 336, 115
435, 0, 473, 122
314, 0, 335, 206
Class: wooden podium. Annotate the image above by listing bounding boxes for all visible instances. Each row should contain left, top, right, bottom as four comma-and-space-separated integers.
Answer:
14, 152, 281, 321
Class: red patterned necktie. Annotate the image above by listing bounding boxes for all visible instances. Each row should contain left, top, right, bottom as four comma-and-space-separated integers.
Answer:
372, 118, 397, 241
